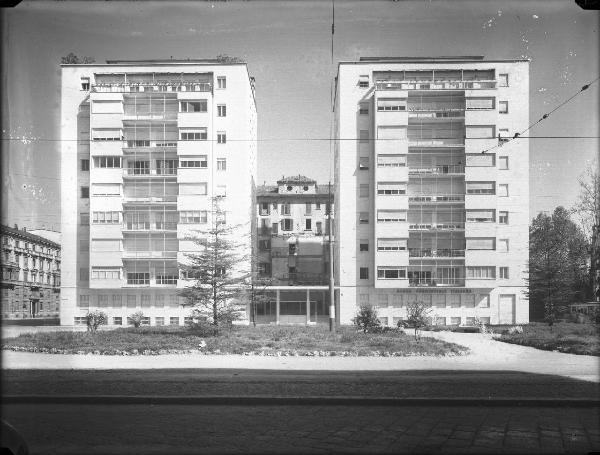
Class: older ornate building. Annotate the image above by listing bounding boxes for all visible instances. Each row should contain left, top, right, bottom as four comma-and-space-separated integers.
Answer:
1, 225, 61, 319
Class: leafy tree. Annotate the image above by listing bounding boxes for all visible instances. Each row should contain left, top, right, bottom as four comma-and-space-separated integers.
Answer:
129, 311, 145, 328
85, 310, 107, 333
215, 54, 244, 63
61, 53, 96, 64
528, 207, 590, 323
352, 304, 381, 333
178, 199, 249, 333
405, 301, 431, 341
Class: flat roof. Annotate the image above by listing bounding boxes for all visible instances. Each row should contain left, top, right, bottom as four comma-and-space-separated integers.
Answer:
61, 59, 247, 67
340, 57, 530, 65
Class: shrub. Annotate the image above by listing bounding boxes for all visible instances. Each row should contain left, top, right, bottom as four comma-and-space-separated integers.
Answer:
474, 316, 494, 335
85, 310, 108, 333
508, 325, 523, 335
129, 311, 145, 328
186, 319, 219, 337
405, 301, 432, 341
352, 305, 381, 333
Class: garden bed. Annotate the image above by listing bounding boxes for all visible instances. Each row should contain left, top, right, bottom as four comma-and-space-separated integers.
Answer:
497, 322, 600, 356
2, 325, 469, 357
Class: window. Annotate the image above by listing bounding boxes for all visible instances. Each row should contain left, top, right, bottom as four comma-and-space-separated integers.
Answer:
359, 212, 369, 224
281, 203, 291, 216
92, 268, 121, 280
466, 154, 495, 167
377, 210, 406, 222
305, 219, 312, 231
466, 126, 495, 139
359, 156, 369, 170
92, 128, 121, 141
466, 210, 495, 223
81, 77, 90, 91
359, 130, 369, 143
377, 267, 406, 279
179, 100, 207, 112
450, 317, 461, 326
478, 295, 490, 308
81, 186, 89, 199
359, 267, 369, 280
359, 103, 369, 115
465, 97, 495, 110
499, 156, 509, 170
258, 262, 271, 277
141, 294, 152, 307
170, 317, 180, 326
498, 239, 509, 252
217, 158, 227, 171
216, 185, 226, 197
126, 139, 150, 147
259, 239, 271, 251
80, 212, 90, 225
92, 211, 120, 224
155, 317, 165, 326
98, 295, 109, 308
112, 295, 123, 307
281, 219, 293, 231
377, 238, 407, 251
466, 238, 495, 250
74, 317, 86, 325
499, 211, 509, 224
217, 132, 226, 144
126, 295, 137, 308
180, 157, 208, 168
180, 183, 207, 195
259, 203, 270, 216
498, 101, 508, 114
359, 184, 369, 198
498, 184, 509, 197
217, 104, 227, 117
359, 240, 369, 252
127, 272, 149, 285
217, 76, 226, 89
498, 73, 509, 87
466, 267, 496, 279
377, 182, 406, 195
81, 159, 90, 171
179, 211, 208, 224
94, 156, 121, 168
377, 155, 406, 167
358, 75, 369, 88
466, 182, 495, 194
113, 317, 122, 325
91, 183, 120, 196
499, 267, 509, 279
180, 128, 207, 140
377, 98, 406, 111
378, 294, 389, 307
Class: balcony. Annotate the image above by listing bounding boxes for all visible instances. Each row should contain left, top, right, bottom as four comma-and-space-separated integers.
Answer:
122, 223, 178, 233
376, 80, 496, 91
276, 272, 328, 286
408, 138, 464, 147
408, 195, 465, 204
408, 111, 464, 120
92, 82, 212, 93
122, 112, 177, 121
408, 223, 465, 231
408, 248, 465, 258
409, 165, 465, 176
408, 278, 465, 287
123, 168, 178, 178
122, 195, 178, 204
122, 141, 178, 153
122, 251, 178, 259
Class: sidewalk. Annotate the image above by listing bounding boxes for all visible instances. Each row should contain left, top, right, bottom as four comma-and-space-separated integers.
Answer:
3, 330, 599, 382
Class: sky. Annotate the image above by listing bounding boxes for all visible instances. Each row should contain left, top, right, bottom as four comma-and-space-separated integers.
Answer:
1, 0, 598, 232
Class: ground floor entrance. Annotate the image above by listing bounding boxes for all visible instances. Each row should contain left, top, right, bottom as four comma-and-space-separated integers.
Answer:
251, 289, 331, 325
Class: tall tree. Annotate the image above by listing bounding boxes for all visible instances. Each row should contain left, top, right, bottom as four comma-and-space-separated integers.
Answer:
528, 207, 590, 322
61, 53, 96, 64
178, 199, 249, 331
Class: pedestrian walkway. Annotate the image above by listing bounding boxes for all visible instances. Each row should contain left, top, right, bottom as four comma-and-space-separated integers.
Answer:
3, 330, 598, 383
3, 402, 599, 454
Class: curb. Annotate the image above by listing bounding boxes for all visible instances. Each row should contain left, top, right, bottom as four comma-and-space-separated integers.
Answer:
3, 395, 599, 407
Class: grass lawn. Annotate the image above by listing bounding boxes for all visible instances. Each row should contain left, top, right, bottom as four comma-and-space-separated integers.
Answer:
498, 322, 600, 356
1, 325, 468, 356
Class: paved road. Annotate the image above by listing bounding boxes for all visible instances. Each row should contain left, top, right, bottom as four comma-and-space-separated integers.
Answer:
3, 402, 599, 454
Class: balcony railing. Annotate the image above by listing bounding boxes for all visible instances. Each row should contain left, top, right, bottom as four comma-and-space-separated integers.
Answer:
122, 112, 178, 121
408, 138, 464, 147
123, 195, 178, 203
122, 140, 178, 150
409, 278, 465, 287
92, 82, 212, 93
408, 223, 465, 231
277, 272, 328, 286
408, 111, 464, 119
122, 223, 177, 231
408, 248, 465, 258
376, 80, 496, 91
409, 165, 465, 175
123, 169, 178, 177
408, 195, 465, 203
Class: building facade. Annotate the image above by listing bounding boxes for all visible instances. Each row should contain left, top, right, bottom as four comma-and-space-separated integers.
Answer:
254, 176, 334, 324
1, 225, 61, 319
60, 59, 257, 326
334, 56, 529, 326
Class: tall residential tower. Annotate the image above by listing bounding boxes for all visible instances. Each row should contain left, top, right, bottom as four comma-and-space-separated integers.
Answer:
60, 59, 257, 326
334, 56, 529, 326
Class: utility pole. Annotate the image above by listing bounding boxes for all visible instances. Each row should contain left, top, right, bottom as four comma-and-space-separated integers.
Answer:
328, 181, 335, 331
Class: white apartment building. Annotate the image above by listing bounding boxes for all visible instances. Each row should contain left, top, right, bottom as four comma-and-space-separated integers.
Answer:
60, 59, 257, 326
334, 56, 529, 326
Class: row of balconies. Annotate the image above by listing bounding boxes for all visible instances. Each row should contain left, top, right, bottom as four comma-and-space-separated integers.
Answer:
375, 80, 496, 91
91, 82, 212, 93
